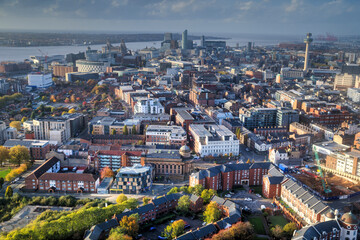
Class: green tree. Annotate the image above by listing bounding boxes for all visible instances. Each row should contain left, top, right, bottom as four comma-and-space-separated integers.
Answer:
122, 198, 139, 210
201, 189, 217, 204
203, 201, 222, 223
271, 225, 284, 239
193, 184, 204, 196
143, 196, 151, 205
176, 195, 190, 214
167, 187, 179, 195
131, 125, 137, 135
21, 117, 28, 123
180, 186, 190, 194
116, 194, 128, 204
283, 222, 297, 237
9, 121, 21, 131
111, 129, 116, 135
163, 219, 185, 239
123, 125, 128, 135
108, 228, 132, 240
5, 186, 13, 198
30, 111, 36, 119
9, 145, 30, 165
0, 146, 10, 166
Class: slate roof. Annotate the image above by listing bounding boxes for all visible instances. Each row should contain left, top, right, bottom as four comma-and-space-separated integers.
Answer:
152, 196, 167, 206
84, 219, 119, 240
193, 224, 218, 239
266, 175, 285, 185
189, 194, 200, 203
210, 195, 225, 205
292, 220, 341, 240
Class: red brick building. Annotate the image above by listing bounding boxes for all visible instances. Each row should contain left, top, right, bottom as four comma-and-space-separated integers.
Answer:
190, 162, 271, 191
25, 157, 99, 193
189, 88, 215, 107
189, 194, 204, 213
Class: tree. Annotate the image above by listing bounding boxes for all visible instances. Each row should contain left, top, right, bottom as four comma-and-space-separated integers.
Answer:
143, 196, 151, 205
122, 198, 139, 210
111, 129, 116, 135
203, 201, 222, 223
30, 111, 36, 119
70, 94, 76, 103
123, 125, 128, 135
211, 221, 254, 240
116, 194, 128, 204
21, 117, 28, 123
9, 121, 21, 131
283, 222, 297, 237
0, 177, 3, 189
9, 145, 30, 165
100, 166, 115, 179
246, 159, 251, 163
68, 108, 76, 114
177, 195, 190, 214
5, 186, 13, 198
118, 213, 139, 238
180, 186, 190, 194
193, 184, 204, 196
64, 98, 70, 103
163, 219, 185, 239
131, 125, 137, 135
108, 228, 132, 240
201, 189, 217, 204
167, 187, 179, 195
0, 146, 10, 166
271, 225, 284, 239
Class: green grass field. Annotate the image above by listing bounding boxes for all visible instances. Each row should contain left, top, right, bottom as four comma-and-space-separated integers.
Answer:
249, 216, 266, 235
269, 215, 288, 228
0, 168, 10, 178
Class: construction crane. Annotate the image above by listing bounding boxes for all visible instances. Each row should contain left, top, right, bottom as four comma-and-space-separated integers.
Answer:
38, 49, 48, 70
313, 147, 332, 194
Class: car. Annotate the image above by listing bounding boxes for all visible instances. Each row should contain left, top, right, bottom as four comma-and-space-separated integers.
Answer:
170, 220, 174, 223
245, 148, 250, 152
202, 222, 207, 226
158, 236, 167, 240
184, 224, 191, 229
225, 194, 231, 198
261, 205, 266, 210
150, 227, 156, 231
256, 194, 261, 198
244, 198, 252, 201
229, 191, 235, 195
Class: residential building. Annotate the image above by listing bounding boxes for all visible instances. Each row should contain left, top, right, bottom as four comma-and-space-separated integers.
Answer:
239, 108, 277, 130
189, 124, 240, 157
133, 98, 164, 114
88, 116, 140, 135
145, 125, 187, 146
189, 88, 215, 107
262, 165, 286, 199
3, 139, 51, 160
111, 164, 152, 194
325, 150, 360, 181
334, 73, 360, 90
52, 65, 77, 77
25, 157, 99, 193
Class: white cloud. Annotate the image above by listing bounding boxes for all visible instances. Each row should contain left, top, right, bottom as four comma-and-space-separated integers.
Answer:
285, 0, 303, 13
238, 1, 253, 11
111, 0, 128, 8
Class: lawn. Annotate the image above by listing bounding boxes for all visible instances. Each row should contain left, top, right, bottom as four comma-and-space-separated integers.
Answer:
249, 216, 266, 235
0, 168, 10, 178
269, 215, 288, 228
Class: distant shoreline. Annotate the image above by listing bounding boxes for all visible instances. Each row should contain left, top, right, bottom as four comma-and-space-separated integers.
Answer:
0, 32, 229, 48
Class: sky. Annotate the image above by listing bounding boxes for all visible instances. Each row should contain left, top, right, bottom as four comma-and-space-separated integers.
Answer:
0, 0, 359, 36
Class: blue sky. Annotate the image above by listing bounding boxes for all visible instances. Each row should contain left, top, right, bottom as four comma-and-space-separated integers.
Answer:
0, 0, 358, 35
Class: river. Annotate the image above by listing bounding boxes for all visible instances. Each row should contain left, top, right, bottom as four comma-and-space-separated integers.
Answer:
0, 33, 302, 62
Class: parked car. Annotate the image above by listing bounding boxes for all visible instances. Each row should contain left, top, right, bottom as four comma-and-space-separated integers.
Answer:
202, 222, 207, 226
225, 194, 231, 198
184, 224, 191, 229
150, 227, 156, 231
158, 236, 167, 240
256, 194, 261, 198
244, 198, 252, 201
229, 191, 235, 195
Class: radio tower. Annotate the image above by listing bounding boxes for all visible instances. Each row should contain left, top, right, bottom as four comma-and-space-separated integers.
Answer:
303, 33, 313, 72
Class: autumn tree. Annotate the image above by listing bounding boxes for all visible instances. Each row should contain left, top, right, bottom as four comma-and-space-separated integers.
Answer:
100, 166, 115, 179
204, 201, 222, 223
123, 125, 128, 135
143, 196, 151, 205
70, 94, 76, 103
5, 186, 13, 198
163, 219, 185, 239
201, 189, 217, 204
111, 129, 116, 135
211, 221, 254, 240
21, 117, 28, 123
131, 125, 137, 135
0, 146, 10, 166
193, 184, 204, 196
167, 187, 179, 195
9, 145, 30, 165
68, 108, 76, 114
116, 194, 128, 204
64, 98, 70, 103
9, 121, 21, 131
176, 195, 190, 214
283, 222, 297, 237
118, 213, 139, 238
108, 228, 132, 240
271, 225, 284, 239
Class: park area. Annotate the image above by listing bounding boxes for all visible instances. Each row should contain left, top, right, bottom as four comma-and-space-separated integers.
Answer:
292, 172, 360, 196
0, 168, 10, 178
269, 215, 288, 228
249, 216, 266, 235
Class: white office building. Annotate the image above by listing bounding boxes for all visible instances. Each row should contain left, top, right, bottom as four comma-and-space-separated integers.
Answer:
76, 60, 110, 73
134, 98, 164, 114
28, 73, 53, 88
189, 124, 240, 157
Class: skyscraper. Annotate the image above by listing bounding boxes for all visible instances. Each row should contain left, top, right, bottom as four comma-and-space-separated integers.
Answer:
201, 35, 205, 47
303, 33, 313, 72
164, 32, 172, 41
182, 29, 188, 50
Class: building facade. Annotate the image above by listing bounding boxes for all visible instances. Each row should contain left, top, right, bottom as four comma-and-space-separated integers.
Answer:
145, 125, 187, 146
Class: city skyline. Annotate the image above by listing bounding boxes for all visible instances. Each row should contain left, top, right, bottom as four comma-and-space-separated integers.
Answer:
0, 0, 359, 35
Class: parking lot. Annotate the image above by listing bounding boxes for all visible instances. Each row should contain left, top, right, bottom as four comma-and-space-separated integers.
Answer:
141, 215, 203, 240
230, 189, 273, 213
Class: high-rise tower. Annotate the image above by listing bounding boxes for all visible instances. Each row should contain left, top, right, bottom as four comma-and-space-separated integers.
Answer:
303, 33, 313, 72
182, 29, 188, 50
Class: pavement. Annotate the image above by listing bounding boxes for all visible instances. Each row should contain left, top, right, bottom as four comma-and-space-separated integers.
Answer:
229, 189, 273, 214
